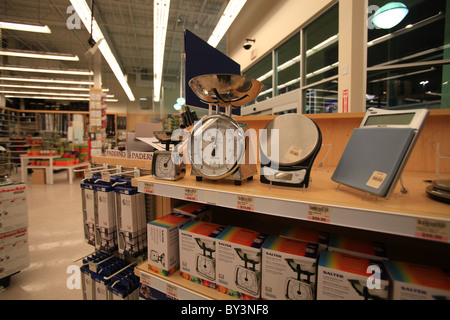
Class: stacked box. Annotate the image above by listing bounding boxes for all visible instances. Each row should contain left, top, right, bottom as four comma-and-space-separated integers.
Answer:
0, 228, 29, 280
328, 234, 388, 260
81, 180, 96, 246
94, 183, 117, 253
262, 236, 319, 300
279, 225, 329, 252
317, 250, 389, 300
173, 202, 211, 222
384, 260, 450, 300
216, 226, 268, 299
179, 220, 226, 289
147, 213, 193, 276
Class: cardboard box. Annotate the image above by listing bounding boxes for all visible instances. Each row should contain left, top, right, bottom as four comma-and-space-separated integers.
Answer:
94, 184, 117, 253
31, 169, 46, 184
279, 226, 329, 252
317, 250, 389, 300
173, 202, 211, 222
328, 234, 388, 260
147, 213, 193, 276
384, 261, 450, 300
179, 220, 226, 289
0, 228, 29, 280
262, 236, 319, 300
0, 183, 28, 234
216, 226, 268, 299
81, 182, 96, 246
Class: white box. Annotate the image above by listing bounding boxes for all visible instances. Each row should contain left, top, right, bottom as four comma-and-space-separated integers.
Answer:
328, 234, 388, 260
0, 183, 28, 234
81, 183, 96, 246
384, 260, 450, 300
261, 236, 319, 300
317, 250, 389, 300
94, 185, 117, 253
279, 225, 329, 252
216, 226, 268, 299
147, 213, 193, 276
179, 220, 226, 289
0, 228, 29, 280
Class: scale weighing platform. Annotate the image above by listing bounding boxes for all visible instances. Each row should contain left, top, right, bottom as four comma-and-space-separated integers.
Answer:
331, 107, 429, 198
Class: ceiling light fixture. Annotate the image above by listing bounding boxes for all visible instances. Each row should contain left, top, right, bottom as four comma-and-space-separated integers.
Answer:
0, 49, 79, 61
0, 76, 94, 85
153, 0, 171, 102
0, 90, 114, 98
372, 2, 409, 29
208, 0, 247, 48
0, 65, 92, 75
69, 0, 135, 101
0, 83, 108, 92
5, 94, 118, 102
0, 21, 51, 33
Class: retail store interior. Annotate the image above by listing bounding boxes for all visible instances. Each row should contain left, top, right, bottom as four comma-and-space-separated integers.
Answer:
0, 0, 449, 302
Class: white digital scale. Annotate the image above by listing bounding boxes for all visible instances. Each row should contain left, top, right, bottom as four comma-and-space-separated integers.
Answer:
260, 114, 322, 188
195, 238, 216, 281
332, 107, 429, 198
234, 248, 261, 296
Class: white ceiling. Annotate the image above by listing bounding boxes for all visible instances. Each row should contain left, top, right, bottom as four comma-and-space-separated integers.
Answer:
0, 0, 229, 103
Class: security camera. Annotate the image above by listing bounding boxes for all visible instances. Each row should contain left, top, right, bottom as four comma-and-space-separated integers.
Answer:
243, 38, 255, 50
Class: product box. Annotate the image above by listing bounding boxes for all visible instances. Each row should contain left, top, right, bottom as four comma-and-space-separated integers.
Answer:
328, 234, 388, 260
384, 260, 450, 300
279, 225, 329, 252
0, 183, 28, 234
115, 182, 146, 258
31, 169, 46, 184
317, 250, 389, 300
262, 236, 319, 300
81, 181, 96, 246
94, 184, 117, 253
147, 213, 193, 276
216, 226, 268, 299
173, 202, 211, 221
0, 228, 29, 280
179, 220, 226, 289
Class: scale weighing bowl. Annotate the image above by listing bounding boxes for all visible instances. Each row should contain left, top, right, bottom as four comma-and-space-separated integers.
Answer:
188, 74, 264, 107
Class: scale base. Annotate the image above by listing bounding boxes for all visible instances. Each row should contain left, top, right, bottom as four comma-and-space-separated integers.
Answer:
191, 164, 257, 186
260, 165, 313, 188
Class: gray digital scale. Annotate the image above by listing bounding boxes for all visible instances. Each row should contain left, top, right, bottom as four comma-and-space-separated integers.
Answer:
332, 107, 429, 198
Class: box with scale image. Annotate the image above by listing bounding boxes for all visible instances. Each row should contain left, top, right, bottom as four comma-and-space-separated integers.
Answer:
279, 225, 329, 253
147, 213, 193, 276
261, 236, 319, 300
216, 226, 268, 300
328, 234, 388, 260
317, 250, 389, 300
384, 260, 450, 300
179, 220, 226, 289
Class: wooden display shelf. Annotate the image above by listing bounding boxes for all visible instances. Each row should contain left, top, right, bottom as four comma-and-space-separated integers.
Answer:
135, 167, 450, 243
135, 260, 237, 300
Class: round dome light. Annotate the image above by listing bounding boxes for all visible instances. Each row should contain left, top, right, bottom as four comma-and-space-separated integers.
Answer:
372, 2, 409, 29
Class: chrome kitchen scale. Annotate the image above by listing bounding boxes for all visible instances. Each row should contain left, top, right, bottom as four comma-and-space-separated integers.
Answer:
195, 238, 216, 281
188, 74, 264, 186
234, 248, 261, 296
285, 258, 316, 300
260, 114, 322, 189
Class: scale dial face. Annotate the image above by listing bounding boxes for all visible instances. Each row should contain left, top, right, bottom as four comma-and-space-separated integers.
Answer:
189, 114, 245, 180
235, 266, 259, 295
152, 151, 185, 181
286, 279, 313, 300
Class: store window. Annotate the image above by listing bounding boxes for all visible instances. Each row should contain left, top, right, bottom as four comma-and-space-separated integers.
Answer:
244, 53, 273, 104
367, 0, 450, 109
275, 32, 301, 96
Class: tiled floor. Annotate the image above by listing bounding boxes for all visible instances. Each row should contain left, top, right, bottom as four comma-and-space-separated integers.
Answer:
0, 171, 93, 300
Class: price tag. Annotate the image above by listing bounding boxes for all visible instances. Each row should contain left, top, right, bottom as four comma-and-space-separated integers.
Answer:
143, 182, 155, 194
101, 171, 111, 182
140, 272, 151, 286
184, 188, 198, 201
307, 204, 331, 223
237, 195, 254, 211
166, 283, 178, 300
84, 170, 93, 179
366, 171, 387, 189
415, 218, 449, 242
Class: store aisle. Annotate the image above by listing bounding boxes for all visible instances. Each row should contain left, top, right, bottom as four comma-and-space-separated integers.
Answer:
0, 171, 93, 300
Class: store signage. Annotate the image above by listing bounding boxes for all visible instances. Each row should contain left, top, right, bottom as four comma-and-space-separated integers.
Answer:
130, 151, 154, 160
307, 204, 331, 223
104, 149, 127, 158
342, 89, 349, 113
415, 218, 449, 243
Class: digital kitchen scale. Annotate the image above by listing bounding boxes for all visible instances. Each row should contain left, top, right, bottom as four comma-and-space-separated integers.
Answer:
195, 238, 216, 281
260, 114, 322, 188
284, 258, 316, 300
426, 179, 450, 204
234, 248, 261, 296
188, 74, 264, 186
332, 108, 429, 198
